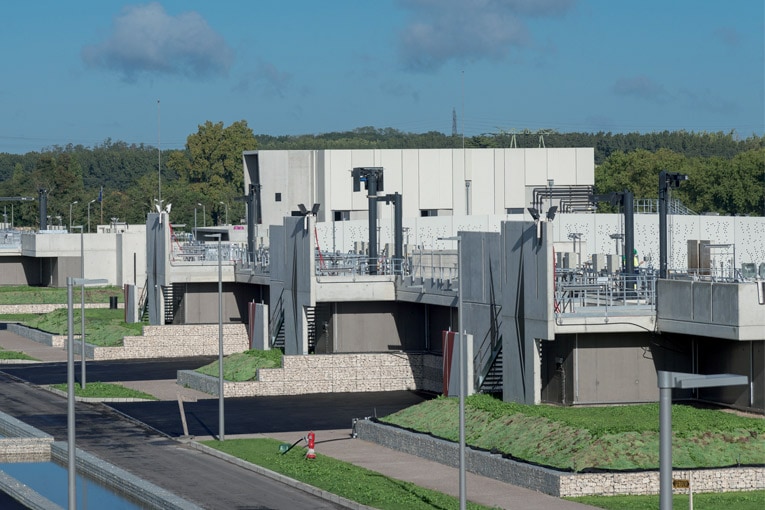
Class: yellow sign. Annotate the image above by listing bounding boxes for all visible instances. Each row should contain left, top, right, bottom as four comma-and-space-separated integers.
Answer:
673, 479, 690, 489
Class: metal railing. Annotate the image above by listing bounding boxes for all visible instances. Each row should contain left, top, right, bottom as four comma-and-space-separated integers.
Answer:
633, 198, 696, 215
315, 252, 408, 278
554, 269, 657, 314
0, 230, 21, 249
170, 241, 246, 264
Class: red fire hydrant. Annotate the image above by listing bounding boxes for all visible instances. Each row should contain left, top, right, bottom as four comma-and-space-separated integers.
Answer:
306, 431, 316, 459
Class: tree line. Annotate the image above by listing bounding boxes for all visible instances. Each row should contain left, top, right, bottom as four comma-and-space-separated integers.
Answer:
0, 125, 762, 230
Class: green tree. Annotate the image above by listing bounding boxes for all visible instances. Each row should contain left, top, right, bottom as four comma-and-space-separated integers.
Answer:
165, 120, 257, 226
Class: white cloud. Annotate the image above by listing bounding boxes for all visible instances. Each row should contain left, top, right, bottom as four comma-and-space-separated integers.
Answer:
82, 2, 233, 81
396, 0, 576, 71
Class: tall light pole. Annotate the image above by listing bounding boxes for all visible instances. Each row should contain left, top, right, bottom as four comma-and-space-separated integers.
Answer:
67, 275, 107, 509
87, 199, 96, 233
439, 234, 466, 510
194, 206, 198, 240
206, 233, 224, 441
198, 203, 206, 227
69, 201, 78, 231
219, 201, 228, 225
72, 226, 87, 389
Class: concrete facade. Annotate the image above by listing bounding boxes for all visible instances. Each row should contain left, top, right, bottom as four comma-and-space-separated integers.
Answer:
244, 148, 594, 236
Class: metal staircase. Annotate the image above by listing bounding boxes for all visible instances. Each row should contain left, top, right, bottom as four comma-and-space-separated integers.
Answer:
269, 289, 286, 349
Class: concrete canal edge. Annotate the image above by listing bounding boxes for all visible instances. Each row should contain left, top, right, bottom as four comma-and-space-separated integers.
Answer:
0, 410, 204, 510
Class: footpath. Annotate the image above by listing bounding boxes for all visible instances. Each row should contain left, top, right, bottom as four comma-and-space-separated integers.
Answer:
0, 327, 595, 510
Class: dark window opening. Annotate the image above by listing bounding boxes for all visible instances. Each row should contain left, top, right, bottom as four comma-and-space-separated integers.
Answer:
275, 193, 282, 202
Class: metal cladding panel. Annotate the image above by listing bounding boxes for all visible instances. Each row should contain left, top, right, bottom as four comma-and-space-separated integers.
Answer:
493, 149, 505, 213
503, 149, 526, 208
467, 150, 496, 215
461, 231, 501, 304
269, 225, 286, 282
401, 150, 420, 219
418, 150, 453, 209
546, 149, 577, 185
575, 148, 595, 183
326, 150, 354, 211
259, 150, 291, 227
523, 149, 548, 186
376, 150, 404, 220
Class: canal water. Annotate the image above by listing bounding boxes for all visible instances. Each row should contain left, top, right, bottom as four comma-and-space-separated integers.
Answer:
1, 460, 147, 509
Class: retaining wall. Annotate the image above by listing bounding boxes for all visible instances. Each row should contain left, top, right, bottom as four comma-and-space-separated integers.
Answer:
178, 352, 443, 397
0, 303, 115, 314
79, 324, 250, 360
354, 420, 765, 498
7, 323, 249, 360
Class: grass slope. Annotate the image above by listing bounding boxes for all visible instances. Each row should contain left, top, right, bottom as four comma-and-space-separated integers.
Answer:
0, 285, 121, 305
0, 347, 37, 360
23, 308, 143, 347
567, 491, 765, 510
381, 394, 765, 472
196, 349, 283, 381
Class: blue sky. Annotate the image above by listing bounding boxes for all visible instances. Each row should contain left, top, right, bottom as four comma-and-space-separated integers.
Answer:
1, 0, 762, 154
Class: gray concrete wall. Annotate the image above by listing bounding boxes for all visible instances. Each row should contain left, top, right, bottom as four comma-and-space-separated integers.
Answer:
657, 280, 765, 341
333, 301, 426, 352
180, 282, 243, 324
268, 217, 315, 354
697, 338, 763, 412
500, 221, 554, 404
0, 256, 42, 285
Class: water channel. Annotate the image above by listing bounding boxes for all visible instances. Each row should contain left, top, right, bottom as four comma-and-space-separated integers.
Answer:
1, 460, 146, 509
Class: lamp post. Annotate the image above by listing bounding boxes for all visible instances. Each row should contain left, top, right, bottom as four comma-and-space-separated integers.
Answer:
67, 275, 107, 509
69, 201, 78, 231
206, 233, 224, 441
72, 225, 87, 389
198, 203, 206, 227
219, 201, 228, 225
439, 234, 466, 510
87, 199, 96, 233
194, 206, 198, 239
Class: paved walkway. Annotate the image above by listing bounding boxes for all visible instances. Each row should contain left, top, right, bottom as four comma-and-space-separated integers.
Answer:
0, 326, 595, 509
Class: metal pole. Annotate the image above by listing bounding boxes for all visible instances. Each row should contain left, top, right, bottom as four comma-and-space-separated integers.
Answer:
457, 235, 466, 510
218, 235, 225, 441
659, 171, 668, 279
67, 277, 76, 510
368, 175, 378, 275
194, 208, 197, 240
658, 372, 673, 510
80, 228, 86, 389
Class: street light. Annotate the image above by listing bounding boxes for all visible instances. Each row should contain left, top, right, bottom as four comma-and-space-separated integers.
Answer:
198, 203, 206, 227
206, 233, 224, 441
87, 199, 96, 233
219, 201, 228, 225
71, 225, 87, 390
69, 201, 78, 231
438, 234, 466, 510
67, 275, 107, 509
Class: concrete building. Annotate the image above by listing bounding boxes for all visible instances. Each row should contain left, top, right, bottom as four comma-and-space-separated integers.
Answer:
3, 147, 762, 414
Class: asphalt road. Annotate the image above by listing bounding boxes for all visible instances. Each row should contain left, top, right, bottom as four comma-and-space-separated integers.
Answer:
0, 357, 216, 385
0, 361, 431, 509
0, 372, 349, 510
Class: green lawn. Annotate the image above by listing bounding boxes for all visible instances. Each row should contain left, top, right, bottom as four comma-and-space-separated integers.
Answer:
381, 394, 764, 472
196, 349, 283, 381
22, 308, 143, 347
0, 347, 37, 361
567, 490, 765, 510
0, 285, 121, 305
50, 382, 157, 400
202, 438, 491, 510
